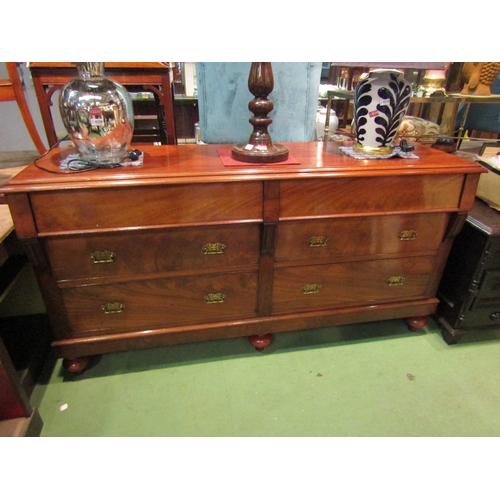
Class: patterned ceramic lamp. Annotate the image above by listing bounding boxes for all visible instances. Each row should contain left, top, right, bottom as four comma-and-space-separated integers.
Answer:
352, 69, 412, 156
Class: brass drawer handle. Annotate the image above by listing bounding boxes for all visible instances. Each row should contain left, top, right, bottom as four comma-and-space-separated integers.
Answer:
102, 302, 125, 314
91, 250, 116, 264
204, 292, 226, 304
302, 284, 322, 294
203, 242, 226, 255
387, 276, 405, 286
308, 236, 328, 247
398, 230, 417, 241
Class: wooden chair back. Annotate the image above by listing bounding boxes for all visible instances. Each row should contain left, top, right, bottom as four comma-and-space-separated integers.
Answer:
0, 63, 46, 154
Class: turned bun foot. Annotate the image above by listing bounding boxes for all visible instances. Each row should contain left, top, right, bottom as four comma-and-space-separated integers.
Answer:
62, 356, 91, 374
248, 334, 273, 351
404, 316, 427, 332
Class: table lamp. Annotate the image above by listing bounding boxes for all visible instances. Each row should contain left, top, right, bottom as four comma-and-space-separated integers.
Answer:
231, 62, 289, 163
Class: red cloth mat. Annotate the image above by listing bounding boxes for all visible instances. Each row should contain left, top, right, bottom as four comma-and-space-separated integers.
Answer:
217, 148, 300, 167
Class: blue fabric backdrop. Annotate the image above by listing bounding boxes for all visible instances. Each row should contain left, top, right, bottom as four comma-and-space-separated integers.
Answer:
195, 62, 322, 144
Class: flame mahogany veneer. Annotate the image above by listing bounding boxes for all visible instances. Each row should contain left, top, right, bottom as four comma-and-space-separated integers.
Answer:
0, 142, 485, 373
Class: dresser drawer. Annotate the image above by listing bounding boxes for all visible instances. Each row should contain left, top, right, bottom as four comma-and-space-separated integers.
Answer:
45, 223, 261, 280
272, 257, 435, 314
61, 271, 259, 334
30, 182, 263, 233
472, 270, 500, 305
457, 307, 500, 329
279, 175, 464, 218
482, 237, 500, 269
275, 213, 448, 262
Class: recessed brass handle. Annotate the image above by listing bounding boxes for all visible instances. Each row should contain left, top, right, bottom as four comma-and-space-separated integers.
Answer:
398, 230, 417, 241
91, 250, 116, 264
203, 242, 226, 255
204, 292, 226, 304
302, 284, 322, 294
101, 302, 125, 314
308, 236, 328, 247
387, 276, 405, 286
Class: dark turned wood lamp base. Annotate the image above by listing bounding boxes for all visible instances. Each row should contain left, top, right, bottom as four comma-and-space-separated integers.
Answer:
231, 143, 289, 163
231, 62, 289, 164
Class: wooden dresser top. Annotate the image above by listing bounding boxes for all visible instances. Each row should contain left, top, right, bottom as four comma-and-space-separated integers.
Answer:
0, 142, 486, 193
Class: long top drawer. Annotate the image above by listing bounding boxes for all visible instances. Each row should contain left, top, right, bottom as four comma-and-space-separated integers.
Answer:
279, 175, 465, 218
30, 182, 263, 233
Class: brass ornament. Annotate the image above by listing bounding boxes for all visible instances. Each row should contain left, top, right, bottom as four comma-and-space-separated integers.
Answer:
91, 250, 116, 264
386, 276, 405, 286
101, 302, 125, 314
398, 230, 417, 241
308, 236, 329, 247
302, 284, 322, 294
204, 293, 227, 304
203, 242, 226, 255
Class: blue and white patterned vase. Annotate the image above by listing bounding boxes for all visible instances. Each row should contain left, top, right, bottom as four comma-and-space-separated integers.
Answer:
353, 69, 412, 155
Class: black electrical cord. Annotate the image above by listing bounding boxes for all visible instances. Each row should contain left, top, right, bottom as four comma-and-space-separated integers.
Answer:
34, 137, 142, 175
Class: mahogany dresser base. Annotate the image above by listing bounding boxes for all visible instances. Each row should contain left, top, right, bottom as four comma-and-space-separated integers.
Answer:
60, 314, 429, 374
0, 142, 484, 373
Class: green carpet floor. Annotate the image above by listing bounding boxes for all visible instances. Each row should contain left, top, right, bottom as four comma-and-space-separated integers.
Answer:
30, 316, 500, 437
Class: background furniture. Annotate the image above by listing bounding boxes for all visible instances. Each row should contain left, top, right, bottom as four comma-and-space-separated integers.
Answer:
171, 63, 199, 142
321, 63, 448, 134
327, 65, 369, 90
126, 87, 167, 144
29, 62, 177, 147
435, 198, 500, 344
174, 96, 199, 141
0, 63, 46, 155
0, 199, 46, 437
195, 62, 322, 144
0, 336, 43, 437
456, 74, 500, 138
0, 142, 483, 373
323, 89, 500, 140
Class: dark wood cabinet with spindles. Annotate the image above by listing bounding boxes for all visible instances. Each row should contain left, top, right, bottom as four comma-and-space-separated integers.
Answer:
436, 198, 500, 343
